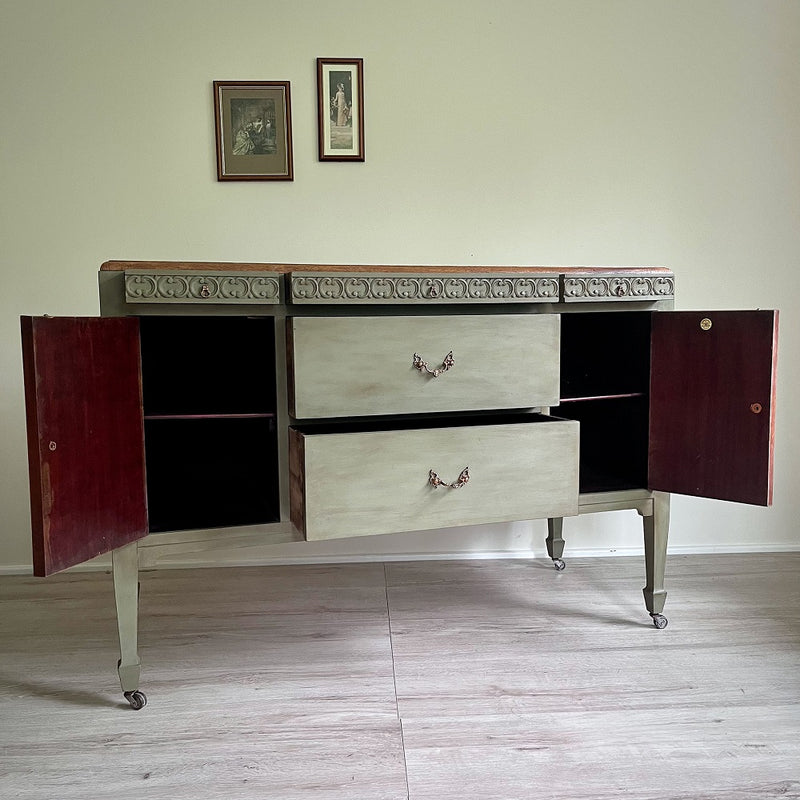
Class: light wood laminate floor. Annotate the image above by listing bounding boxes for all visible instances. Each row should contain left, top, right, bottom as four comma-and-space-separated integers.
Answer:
1, 553, 798, 799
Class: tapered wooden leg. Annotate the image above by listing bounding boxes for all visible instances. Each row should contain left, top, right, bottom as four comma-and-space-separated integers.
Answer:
640, 491, 670, 629
546, 517, 566, 571
112, 542, 147, 709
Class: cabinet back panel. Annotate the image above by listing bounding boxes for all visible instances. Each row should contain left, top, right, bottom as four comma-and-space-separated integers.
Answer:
560, 312, 651, 400
144, 417, 279, 533
554, 396, 649, 493
139, 316, 276, 416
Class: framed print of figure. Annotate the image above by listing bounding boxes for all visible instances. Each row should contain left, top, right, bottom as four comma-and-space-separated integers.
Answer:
317, 59, 364, 162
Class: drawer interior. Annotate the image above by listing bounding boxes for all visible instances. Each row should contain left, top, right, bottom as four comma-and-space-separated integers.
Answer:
292, 410, 564, 436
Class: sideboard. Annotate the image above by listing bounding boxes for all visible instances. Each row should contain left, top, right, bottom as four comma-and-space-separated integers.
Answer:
20, 262, 778, 710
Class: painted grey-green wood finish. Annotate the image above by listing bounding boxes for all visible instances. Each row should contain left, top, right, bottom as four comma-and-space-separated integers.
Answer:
124, 269, 283, 304
90, 262, 681, 704
642, 491, 670, 616
112, 542, 141, 694
562, 270, 675, 302
292, 418, 579, 541
289, 314, 560, 419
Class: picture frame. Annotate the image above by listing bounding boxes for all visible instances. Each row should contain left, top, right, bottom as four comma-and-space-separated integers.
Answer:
213, 81, 293, 181
316, 58, 365, 162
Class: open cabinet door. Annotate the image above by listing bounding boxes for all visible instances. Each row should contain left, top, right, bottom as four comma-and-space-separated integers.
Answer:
649, 310, 778, 506
21, 317, 148, 576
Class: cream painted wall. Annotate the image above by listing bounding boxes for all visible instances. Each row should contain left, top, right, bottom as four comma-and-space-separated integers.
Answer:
1, 1, 798, 571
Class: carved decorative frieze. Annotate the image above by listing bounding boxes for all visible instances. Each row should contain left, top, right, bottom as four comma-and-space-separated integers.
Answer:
124, 271, 282, 304
289, 273, 560, 304
562, 273, 674, 303
122, 267, 672, 305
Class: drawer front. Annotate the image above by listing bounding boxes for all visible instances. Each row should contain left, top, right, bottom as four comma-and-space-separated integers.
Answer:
290, 418, 579, 541
562, 270, 674, 303
289, 314, 560, 418
124, 270, 283, 304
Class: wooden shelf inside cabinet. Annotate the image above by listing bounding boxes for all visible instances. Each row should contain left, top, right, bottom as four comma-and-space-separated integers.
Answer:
559, 392, 647, 404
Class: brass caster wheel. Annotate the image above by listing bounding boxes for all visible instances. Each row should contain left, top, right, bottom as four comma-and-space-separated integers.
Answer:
552, 558, 566, 572
650, 613, 668, 630
124, 690, 147, 710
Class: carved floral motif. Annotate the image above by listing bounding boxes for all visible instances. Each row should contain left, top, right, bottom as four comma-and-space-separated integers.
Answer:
291, 274, 560, 303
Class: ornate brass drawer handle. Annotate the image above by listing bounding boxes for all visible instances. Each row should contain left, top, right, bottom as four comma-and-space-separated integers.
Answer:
429, 467, 470, 489
413, 350, 454, 377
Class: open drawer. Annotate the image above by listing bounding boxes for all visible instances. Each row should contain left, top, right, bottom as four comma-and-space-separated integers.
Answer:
288, 314, 560, 418
289, 415, 579, 541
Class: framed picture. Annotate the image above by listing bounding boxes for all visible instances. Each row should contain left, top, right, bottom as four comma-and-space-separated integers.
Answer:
213, 81, 293, 181
317, 58, 365, 162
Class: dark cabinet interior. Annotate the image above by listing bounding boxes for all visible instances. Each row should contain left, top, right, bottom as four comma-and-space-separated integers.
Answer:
139, 316, 276, 415
559, 311, 652, 399
138, 316, 280, 533
554, 311, 651, 494
555, 395, 649, 494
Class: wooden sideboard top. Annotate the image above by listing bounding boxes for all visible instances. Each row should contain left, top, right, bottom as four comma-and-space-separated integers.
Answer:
101, 261, 673, 276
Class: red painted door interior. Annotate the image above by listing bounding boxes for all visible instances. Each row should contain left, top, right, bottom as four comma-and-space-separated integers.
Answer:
21, 316, 148, 576
648, 310, 778, 506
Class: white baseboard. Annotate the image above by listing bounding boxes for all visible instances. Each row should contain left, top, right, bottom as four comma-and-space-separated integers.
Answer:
1, 542, 798, 576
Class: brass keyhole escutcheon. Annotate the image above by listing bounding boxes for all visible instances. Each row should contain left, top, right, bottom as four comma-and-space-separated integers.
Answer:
750, 403, 763, 414
200, 283, 211, 298
700, 318, 712, 331
49, 441, 57, 451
